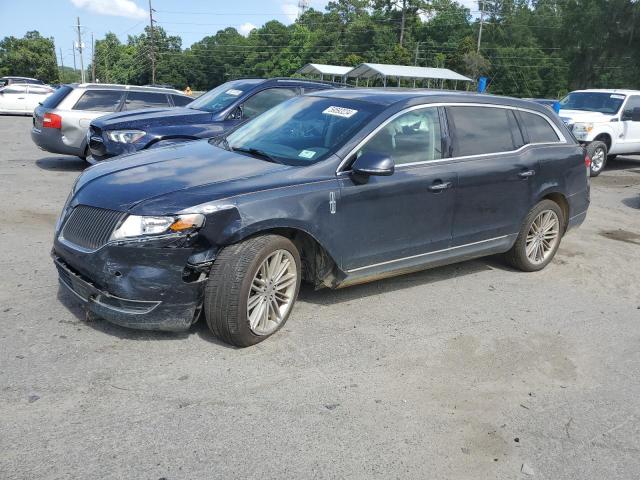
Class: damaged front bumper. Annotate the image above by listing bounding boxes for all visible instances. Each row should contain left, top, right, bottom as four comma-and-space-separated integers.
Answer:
53, 236, 214, 331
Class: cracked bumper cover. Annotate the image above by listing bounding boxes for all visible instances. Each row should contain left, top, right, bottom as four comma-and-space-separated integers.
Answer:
53, 237, 212, 331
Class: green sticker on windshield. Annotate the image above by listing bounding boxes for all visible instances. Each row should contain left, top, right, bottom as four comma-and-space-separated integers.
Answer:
298, 150, 316, 159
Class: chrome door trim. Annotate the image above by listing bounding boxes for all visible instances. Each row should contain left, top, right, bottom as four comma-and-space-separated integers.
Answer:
345, 235, 510, 273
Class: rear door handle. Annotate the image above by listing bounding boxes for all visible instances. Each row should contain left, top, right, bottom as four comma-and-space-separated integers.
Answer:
428, 181, 453, 192
518, 170, 536, 178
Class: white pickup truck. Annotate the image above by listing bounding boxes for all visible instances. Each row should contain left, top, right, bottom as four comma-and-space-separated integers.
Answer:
559, 89, 640, 176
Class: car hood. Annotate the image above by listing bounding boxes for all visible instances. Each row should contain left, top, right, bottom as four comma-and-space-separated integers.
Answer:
558, 109, 613, 123
72, 139, 292, 212
91, 107, 213, 130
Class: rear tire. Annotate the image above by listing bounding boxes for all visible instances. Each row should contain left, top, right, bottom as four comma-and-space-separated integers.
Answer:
204, 234, 301, 347
505, 200, 564, 272
587, 141, 607, 177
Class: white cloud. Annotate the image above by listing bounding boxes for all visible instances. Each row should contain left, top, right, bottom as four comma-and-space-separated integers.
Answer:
70, 0, 147, 19
281, 1, 299, 22
238, 22, 257, 36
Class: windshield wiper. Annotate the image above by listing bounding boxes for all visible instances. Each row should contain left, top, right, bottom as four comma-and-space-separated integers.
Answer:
230, 146, 281, 164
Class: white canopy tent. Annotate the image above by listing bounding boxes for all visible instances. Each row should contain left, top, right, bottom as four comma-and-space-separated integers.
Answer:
296, 63, 353, 82
346, 63, 473, 88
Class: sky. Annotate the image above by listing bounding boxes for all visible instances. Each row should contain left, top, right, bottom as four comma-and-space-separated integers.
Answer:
0, 0, 330, 67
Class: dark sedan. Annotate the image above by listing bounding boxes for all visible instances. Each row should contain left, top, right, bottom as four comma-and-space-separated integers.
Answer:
54, 90, 590, 346
87, 77, 343, 161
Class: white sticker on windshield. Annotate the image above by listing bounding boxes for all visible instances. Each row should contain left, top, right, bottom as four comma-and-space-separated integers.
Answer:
323, 106, 358, 118
226, 89, 243, 96
610, 94, 625, 99
298, 150, 316, 159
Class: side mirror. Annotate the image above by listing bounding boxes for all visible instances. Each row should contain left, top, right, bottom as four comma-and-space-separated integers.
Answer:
228, 105, 243, 120
351, 151, 394, 183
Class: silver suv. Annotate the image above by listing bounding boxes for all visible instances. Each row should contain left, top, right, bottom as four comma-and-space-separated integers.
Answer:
31, 83, 191, 159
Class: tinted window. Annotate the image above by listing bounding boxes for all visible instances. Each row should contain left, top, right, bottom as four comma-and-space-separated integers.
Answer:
224, 96, 383, 166
358, 107, 442, 165
73, 90, 123, 112
242, 88, 298, 120
188, 79, 261, 113
624, 96, 640, 112
519, 111, 559, 143
3, 85, 27, 94
448, 106, 516, 156
172, 94, 192, 107
42, 85, 73, 108
124, 91, 170, 110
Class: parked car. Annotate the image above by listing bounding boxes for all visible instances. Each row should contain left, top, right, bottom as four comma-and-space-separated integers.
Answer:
31, 83, 191, 160
87, 77, 344, 162
559, 89, 640, 176
0, 76, 44, 87
0, 83, 54, 115
53, 89, 590, 346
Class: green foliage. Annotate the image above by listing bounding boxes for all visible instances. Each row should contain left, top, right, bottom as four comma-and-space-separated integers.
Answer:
0, 31, 58, 82
2, 0, 639, 97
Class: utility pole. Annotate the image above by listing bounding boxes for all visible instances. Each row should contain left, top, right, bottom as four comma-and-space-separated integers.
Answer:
477, 0, 485, 54
59, 47, 64, 71
72, 41, 77, 80
91, 33, 96, 82
399, 0, 407, 47
76, 17, 85, 83
148, 0, 156, 84
414, 42, 420, 66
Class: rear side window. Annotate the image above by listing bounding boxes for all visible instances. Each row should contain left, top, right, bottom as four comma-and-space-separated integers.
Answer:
242, 88, 298, 120
447, 106, 517, 157
172, 94, 192, 107
519, 111, 560, 143
124, 91, 170, 110
41, 85, 73, 108
73, 90, 123, 112
29, 86, 53, 95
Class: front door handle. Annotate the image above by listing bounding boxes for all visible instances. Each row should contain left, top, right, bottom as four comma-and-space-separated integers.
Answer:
428, 181, 452, 192
518, 169, 536, 178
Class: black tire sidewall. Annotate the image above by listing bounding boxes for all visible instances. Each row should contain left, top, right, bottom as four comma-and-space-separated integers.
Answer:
235, 236, 302, 345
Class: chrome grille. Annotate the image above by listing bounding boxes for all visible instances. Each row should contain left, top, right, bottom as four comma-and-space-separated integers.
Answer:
60, 205, 125, 250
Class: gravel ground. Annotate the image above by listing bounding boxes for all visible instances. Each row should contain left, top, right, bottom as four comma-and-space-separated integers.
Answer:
1, 115, 639, 480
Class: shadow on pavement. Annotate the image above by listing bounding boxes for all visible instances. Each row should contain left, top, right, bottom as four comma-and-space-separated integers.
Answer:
36, 156, 87, 172
605, 156, 640, 172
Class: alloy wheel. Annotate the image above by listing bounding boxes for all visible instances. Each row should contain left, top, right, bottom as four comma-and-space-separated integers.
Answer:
591, 146, 605, 173
526, 210, 560, 265
247, 249, 298, 335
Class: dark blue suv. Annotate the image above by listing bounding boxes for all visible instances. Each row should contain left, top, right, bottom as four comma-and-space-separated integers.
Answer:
54, 89, 590, 346
87, 77, 342, 161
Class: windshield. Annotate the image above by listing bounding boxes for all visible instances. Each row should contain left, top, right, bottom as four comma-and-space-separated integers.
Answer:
223, 96, 384, 166
187, 80, 259, 113
559, 92, 625, 114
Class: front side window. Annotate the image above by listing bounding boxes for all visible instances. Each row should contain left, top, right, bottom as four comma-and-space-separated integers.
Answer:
559, 92, 625, 115
519, 111, 560, 143
242, 88, 298, 120
172, 95, 192, 107
188, 79, 261, 113
124, 91, 170, 110
73, 90, 123, 112
2, 85, 27, 94
447, 106, 516, 157
223, 96, 383, 166
357, 107, 443, 165
623, 96, 640, 115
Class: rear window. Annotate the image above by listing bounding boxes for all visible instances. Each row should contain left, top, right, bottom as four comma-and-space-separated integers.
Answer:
41, 85, 73, 108
124, 91, 170, 110
172, 95, 192, 107
519, 111, 560, 143
73, 90, 123, 112
447, 106, 517, 157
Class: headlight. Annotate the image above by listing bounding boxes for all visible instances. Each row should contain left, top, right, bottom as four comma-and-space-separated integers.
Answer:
572, 122, 593, 133
106, 130, 146, 143
110, 214, 205, 241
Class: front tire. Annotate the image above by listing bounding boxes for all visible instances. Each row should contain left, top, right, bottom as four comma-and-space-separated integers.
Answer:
587, 141, 607, 177
505, 200, 564, 272
204, 234, 301, 347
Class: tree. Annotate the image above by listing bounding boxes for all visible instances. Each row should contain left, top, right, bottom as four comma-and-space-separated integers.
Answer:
0, 31, 58, 82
